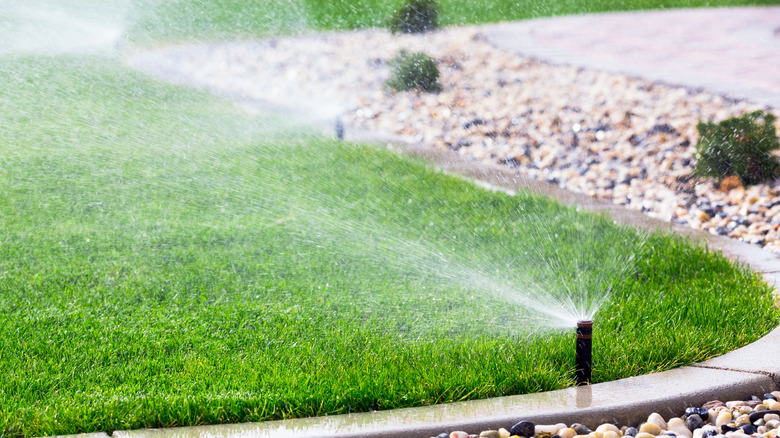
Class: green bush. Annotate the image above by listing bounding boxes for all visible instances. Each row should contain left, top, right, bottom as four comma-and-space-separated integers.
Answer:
386, 50, 442, 93
388, 0, 439, 34
693, 110, 780, 186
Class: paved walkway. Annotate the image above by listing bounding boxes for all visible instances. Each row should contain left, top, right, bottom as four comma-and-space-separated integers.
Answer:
484, 7, 780, 109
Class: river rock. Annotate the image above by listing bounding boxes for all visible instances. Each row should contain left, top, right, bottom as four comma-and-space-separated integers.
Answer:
625, 427, 639, 436
715, 411, 732, 427
596, 424, 621, 434
571, 423, 592, 435
640, 422, 663, 435
479, 430, 500, 438
450, 432, 469, 438
648, 413, 668, 429
537, 423, 567, 435
557, 427, 576, 438
634, 432, 657, 438
765, 400, 780, 411
693, 426, 717, 438
511, 421, 536, 438
685, 414, 706, 431
701, 429, 719, 438
703, 401, 726, 410
686, 407, 710, 421
733, 414, 750, 427
667, 417, 692, 438
738, 424, 757, 435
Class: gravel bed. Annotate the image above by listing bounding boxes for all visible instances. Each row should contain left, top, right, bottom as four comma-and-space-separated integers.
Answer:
127, 26, 780, 253
436, 392, 780, 438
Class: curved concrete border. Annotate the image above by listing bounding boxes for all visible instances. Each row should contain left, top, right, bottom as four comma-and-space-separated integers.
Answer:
54, 8, 780, 438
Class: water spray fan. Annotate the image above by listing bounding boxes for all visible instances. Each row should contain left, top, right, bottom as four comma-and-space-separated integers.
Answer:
575, 320, 592, 385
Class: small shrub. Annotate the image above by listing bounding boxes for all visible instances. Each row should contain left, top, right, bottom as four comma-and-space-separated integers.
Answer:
388, 0, 439, 34
386, 50, 442, 93
693, 110, 780, 186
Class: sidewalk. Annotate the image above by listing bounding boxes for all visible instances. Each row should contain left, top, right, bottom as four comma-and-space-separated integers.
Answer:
483, 7, 780, 109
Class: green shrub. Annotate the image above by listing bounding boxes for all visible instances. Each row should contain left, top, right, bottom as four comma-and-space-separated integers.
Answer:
388, 0, 439, 34
693, 110, 780, 186
386, 50, 442, 93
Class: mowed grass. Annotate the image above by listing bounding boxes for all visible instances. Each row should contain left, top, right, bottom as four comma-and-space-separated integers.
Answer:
1, 55, 778, 437
1, 0, 779, 436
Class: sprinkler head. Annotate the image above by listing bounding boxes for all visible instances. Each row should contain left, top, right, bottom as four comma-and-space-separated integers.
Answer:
575, 319, 592, 386
335, 118, 345, 140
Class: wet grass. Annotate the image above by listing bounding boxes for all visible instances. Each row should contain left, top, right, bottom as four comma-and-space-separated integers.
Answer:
1, 1, 780, 436
0, 55, 778, 437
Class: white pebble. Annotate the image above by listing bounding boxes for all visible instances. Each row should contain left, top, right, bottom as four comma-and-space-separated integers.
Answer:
537, 424, 567, 435
647, 413, 668, 429
716, 410, 732, 427
596, 424, 621, 434
667, 417, 692, 438
557, 427, 577, 438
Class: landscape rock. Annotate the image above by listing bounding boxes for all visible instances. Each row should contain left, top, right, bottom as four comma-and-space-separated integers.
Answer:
510, 421, 536, 438
640, 422, 663, 436
426, 394, 780, 438
667, 417, 693, 438
685, 414, 706, 431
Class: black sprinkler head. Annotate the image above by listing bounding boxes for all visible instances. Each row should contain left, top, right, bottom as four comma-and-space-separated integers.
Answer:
575, 320, 592, 385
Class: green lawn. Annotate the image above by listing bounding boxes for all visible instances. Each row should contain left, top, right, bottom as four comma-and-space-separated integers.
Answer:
1, 1, 779, 437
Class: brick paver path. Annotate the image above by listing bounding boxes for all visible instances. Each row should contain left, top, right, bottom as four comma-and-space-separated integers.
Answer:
484, 7, 780, 108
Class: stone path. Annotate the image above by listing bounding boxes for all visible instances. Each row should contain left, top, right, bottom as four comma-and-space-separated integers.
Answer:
484, 7, 780, 109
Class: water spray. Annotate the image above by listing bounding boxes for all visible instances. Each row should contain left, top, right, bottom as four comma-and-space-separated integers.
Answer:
575, 320, 592, 385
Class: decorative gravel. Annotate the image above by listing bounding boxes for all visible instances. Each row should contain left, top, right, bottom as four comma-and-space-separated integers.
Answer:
436, 392, 780, 438
127, 26, 780, 253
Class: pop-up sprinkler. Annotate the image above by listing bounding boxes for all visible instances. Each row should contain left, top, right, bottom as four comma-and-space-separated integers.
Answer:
575, 320, 592, 385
